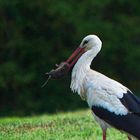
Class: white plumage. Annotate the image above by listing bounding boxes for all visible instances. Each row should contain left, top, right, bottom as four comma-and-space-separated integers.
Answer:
66, 35, 140, 140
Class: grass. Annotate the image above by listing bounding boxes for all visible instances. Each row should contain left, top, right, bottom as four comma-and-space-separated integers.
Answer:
0, 110, 128, 140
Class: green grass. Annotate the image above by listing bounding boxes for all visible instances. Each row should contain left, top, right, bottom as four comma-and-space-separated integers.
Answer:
0, 110, 128, 140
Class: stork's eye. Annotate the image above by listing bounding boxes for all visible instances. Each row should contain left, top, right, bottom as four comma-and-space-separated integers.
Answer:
83, 40, 88, 46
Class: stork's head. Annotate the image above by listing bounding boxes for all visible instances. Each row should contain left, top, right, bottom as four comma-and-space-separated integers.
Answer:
66, 35, 102, 68
80, 35, 102, 51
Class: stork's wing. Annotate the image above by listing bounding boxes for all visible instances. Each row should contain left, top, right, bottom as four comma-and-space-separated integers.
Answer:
88, 72, 140, 138
88, 73, 140, 115
92, 106, 140, 139
120, 91, 140, 115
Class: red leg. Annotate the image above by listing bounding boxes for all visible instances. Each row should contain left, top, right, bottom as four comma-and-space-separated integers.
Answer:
127, 135, 132, 140
102, 129, 106, 140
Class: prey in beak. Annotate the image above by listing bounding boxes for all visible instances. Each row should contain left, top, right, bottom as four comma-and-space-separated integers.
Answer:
42, 47, 85, 87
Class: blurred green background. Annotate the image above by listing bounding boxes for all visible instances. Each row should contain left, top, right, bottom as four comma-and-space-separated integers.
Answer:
0, 0, 140, 116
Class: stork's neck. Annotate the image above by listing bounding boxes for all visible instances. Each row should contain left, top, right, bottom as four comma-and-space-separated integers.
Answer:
70, 48, 100, 98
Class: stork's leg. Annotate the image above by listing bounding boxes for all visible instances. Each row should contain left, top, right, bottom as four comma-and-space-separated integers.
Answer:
102, 128, 107, 140
127, 135, 132, 140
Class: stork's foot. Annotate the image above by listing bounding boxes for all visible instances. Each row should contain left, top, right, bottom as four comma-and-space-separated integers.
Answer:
102, 129, 107, 140
127, 135, 132, 140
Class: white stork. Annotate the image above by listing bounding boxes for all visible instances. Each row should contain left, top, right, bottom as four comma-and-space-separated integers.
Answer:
65, 35, 140, 140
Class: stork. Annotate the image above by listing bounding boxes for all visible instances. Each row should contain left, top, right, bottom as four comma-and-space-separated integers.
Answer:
64, 35, 140, 140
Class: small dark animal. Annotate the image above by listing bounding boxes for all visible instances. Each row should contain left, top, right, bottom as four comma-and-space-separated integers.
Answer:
42, 62, 70, 87
46, 62, 70, 79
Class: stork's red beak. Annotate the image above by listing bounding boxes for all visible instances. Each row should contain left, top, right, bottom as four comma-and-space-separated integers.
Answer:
66, 47, 85, 68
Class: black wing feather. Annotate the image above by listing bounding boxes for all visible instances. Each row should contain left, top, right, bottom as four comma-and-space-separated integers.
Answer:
92, 106, 140, 139
120, 91, 140, 115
